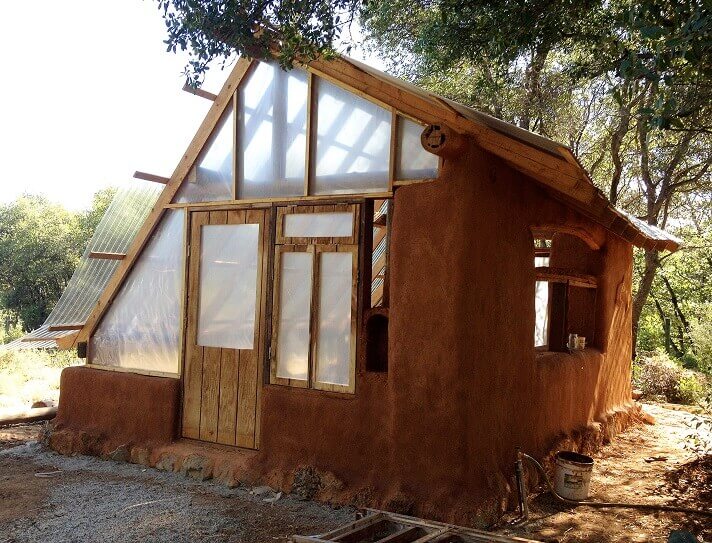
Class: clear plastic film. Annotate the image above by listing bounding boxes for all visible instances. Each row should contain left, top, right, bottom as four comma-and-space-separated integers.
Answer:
313, 77, 391, 194
275, 252, 313, 381
89, 210, 186, 373
396, 116, 439, 179
238, 61, 308, 198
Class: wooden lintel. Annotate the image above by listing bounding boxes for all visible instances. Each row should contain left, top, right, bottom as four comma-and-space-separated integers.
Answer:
47, 323, 85, 332
88, 252, 126, 261
536, 267, 598, 289
133, 171, 170, 184
182, 83, 218, 101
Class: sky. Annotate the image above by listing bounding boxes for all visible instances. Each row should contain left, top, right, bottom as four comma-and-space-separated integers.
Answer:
0, 1, 384, 210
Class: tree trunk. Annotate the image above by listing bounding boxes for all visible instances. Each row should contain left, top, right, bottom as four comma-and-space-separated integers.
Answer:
632, 249, 659, 357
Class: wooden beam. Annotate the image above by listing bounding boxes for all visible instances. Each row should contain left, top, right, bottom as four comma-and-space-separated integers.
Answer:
535, 267, 598, 289
133, 171, 170, 184
76, 57, 255, 347
182, 83, 218, 101
47, 323, 85, 332
88, 252, 126, 261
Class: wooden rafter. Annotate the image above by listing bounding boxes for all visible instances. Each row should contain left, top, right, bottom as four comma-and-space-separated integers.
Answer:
88, 252, 126, 261
47, 323, 85, 332
75, 57, 255, 346
182, 83, 218, 101
134, 171, 170, 184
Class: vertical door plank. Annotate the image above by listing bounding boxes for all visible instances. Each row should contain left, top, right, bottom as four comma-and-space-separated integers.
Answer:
182, 211, 209, 439
236, 208, 264, 448
199, 346, 222, 441
199, 210, 227, 442
216, 348, 238, 445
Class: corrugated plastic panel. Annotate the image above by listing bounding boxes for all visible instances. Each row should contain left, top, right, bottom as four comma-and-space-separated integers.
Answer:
11, 181, 163, 349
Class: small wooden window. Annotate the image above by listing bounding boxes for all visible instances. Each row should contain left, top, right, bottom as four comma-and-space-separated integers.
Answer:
276, 204, 359, 245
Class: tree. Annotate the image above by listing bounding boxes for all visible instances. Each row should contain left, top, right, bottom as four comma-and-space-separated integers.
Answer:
156, 0, 711, 130
0, 190, 115, 331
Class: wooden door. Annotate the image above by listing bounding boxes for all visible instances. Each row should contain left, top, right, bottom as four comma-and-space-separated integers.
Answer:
182, 209, 267, 448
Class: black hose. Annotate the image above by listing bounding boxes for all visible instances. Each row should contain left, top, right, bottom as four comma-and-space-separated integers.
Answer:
519, 452, 712, 518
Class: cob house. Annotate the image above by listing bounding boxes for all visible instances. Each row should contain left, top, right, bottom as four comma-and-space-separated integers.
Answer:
27, 54, 681, 523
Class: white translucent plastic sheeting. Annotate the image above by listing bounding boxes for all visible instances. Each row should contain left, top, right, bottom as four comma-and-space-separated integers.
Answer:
315, 252, 353, 386
283, 212, 353, 238
275, 252, 313, 381
534, 256, 550, 347
90, 210, 186, 373
396, 116, 439, 179
239, 62, 308, 198
175, 107, 234, 203
313, 77, 391, 194
197, 224, 259, 349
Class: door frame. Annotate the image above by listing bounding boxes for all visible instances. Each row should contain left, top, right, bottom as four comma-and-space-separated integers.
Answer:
179, 204, 273, 449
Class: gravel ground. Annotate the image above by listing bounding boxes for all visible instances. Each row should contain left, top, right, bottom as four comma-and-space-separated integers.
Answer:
0, 438, 354, 543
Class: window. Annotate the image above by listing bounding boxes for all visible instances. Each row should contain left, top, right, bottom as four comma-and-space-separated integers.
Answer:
89, 210, 186, 374
175, 107, 234, 203
197, 223, 260, 349
313, 77, 392, 194
270, 205, 359, 393
172, 61, 441, 204
533, 236, 598, 351
395, 116, 440, 180
238, 61, 308, 198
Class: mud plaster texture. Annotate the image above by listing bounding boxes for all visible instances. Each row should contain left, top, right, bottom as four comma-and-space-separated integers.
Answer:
52, 140, 639, 526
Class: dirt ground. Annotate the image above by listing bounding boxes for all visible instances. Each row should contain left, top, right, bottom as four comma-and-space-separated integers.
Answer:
0, 403, 710, 543
498, 403, 712, 543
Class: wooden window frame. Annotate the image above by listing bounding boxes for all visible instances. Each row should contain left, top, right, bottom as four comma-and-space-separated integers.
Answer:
270, 205, 360, 394
276, 203, 360, 245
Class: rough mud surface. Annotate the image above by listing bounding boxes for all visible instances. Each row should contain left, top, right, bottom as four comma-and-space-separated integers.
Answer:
0, 424, 354, 543
1, 403, 710, 543
497, 403, 712, 543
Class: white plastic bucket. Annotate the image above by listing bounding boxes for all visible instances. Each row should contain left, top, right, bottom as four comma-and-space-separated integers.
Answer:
554, 451, 594, 501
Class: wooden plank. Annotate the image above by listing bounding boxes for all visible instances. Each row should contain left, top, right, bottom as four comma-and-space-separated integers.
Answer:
235, 209, 262, 448
182, 83, 218, 101
84, 363, 178, 379
133, 171, 170, 184
199, 346, 222, 441
76, 57, 254, 347
182, 211, 209, 439
254, 206, 273, 449
216, 348, 238, 445
305, 71, 315, 196
389, 110, 398, 190
88, 252, 126, 260
164, 192, 393, 209
535, 267, 597, 289
375, 527, 426, 543
47, 323, 85, 332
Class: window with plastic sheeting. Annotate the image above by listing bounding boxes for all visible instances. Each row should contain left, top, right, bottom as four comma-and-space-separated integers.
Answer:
238, 62, 308, 199
270, 205, 358, 393
197, 223, 260, 349
175, 106, 234, 203
89, 209, 186, 374
313, 77, 391, 194
534, 255, 550, 348
395, 116, 439, 180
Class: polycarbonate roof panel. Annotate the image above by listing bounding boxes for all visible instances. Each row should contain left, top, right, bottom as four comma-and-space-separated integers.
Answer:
12, 181, 163, 349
